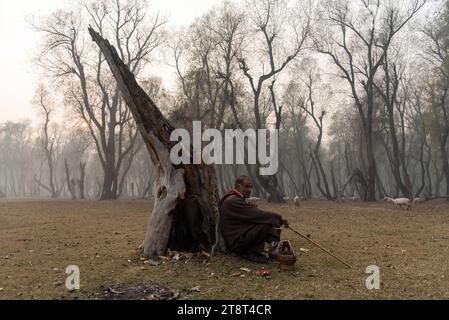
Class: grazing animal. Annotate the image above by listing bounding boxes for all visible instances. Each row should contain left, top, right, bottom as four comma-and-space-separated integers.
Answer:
384, 197, 412, 210
394, 198, 412, 210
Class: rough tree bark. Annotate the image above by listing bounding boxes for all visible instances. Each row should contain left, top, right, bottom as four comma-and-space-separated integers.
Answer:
88, 27, 225, 257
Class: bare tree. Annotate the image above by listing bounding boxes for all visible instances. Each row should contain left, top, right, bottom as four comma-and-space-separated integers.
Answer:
282, 81, 313, 198
315, 0, 425, 200
375, 54, 415, 198
64, 159, 76, 199
297, 60, 334, 200
422, 2, 449, 199
89, 27, 224, 257
0, 120, 35, 197
33, 84, 63, 198
78, 161, 87, 199
237, 0, 310, 202
31, 0, 166, 199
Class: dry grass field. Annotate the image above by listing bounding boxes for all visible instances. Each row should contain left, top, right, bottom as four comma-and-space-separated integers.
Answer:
1, 198, 449, 300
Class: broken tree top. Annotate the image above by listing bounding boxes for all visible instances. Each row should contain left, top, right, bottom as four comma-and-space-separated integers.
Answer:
88, 26, 174, 154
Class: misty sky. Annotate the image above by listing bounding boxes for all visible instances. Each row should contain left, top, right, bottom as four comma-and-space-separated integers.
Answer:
0, 0, 225, 123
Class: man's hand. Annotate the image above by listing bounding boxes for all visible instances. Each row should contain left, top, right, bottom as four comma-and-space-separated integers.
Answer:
281, 218, 289, 228
246, 197, 260, 207
247, 199, 258, 207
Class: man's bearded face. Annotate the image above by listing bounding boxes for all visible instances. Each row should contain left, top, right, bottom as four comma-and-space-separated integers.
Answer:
237, 177, 253, 199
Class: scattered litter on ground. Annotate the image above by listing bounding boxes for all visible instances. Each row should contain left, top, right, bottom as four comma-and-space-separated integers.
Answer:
259, 268, 270, 277
143, 259, 160, 266
188, 286, 201, 292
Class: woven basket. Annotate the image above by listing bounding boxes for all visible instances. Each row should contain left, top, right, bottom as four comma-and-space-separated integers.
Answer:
277, 240, 296, 271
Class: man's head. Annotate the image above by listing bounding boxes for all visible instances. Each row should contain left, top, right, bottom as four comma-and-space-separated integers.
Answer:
235, 175, 253, 199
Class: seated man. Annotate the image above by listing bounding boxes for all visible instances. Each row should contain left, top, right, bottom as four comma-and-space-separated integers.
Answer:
219, 175, 289, 263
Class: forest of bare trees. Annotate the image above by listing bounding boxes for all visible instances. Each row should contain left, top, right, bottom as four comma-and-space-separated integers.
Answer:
1, 0, 448, 203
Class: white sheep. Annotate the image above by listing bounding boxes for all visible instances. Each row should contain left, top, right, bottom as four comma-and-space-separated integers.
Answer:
384, 197, 411, 210
395, 198, 412, 210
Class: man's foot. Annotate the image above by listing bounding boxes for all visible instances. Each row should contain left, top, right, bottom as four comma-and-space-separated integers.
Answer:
240, 251, 269, 264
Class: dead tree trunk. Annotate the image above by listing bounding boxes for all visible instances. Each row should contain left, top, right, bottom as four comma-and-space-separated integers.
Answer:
89, 27, 225, 257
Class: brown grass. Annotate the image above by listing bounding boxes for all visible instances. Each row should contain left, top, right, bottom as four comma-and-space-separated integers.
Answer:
1, 198, 449, 300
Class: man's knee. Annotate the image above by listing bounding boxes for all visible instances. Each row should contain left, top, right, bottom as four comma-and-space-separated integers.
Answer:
232, 224, 272, 253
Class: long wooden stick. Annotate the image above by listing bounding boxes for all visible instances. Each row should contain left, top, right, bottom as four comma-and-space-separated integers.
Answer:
286, 226, 352, 269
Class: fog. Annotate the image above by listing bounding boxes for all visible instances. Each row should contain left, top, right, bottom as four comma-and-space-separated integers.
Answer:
0, 0, 447, 202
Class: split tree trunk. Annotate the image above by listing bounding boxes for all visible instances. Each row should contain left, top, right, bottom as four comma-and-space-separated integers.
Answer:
89, 27, 225, 257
